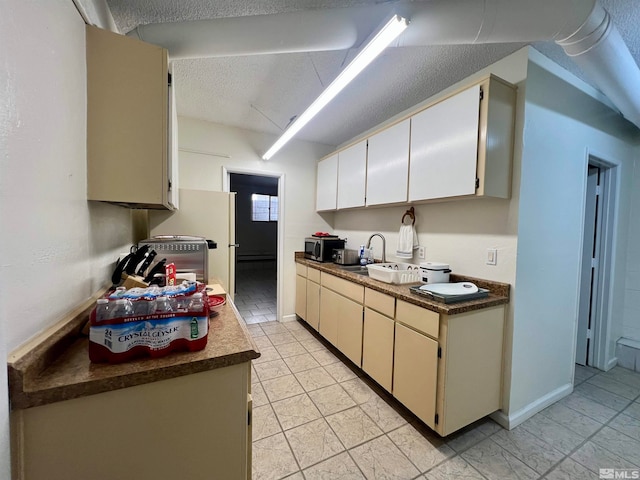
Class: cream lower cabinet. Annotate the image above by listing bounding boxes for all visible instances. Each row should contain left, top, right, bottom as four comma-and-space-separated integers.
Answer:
362, 288, 396, 392
11, 363, 251, 480
295, 264, 307, 319
319, 272, 364, 366
305, 270, 321, 331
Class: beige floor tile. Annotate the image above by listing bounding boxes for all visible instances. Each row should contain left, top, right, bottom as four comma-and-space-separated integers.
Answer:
476, 418, 503, 437
539, 403, 603, 437
520, 412, 586, 454
587, 373, 640, 400
574, 382, 630, 411
423, 456, 486, 480
310, 348, 341, 366
326, 406, 383, 448
272, 393, 322, 431
281, 472, 304, 480
608, 413, 640, 442
574, 364, 598, 384
252, 432, 299, 480
274, 341, 308, 358
262, 374, 305, 402
295, 366, 337, 392
591, 426, 640, 466
251, 365, 260, 384
284, 418, 345, 469
445, 424, 487, 453
324, 361, 359, 383
308, 384, 356, 416
290, 329, 316, 342
558, 392, 618, 423
341, 377, 379, 405
350, 435, 420, 480
360, 395, 407, 433
283, 353, 321, 374
571, 440, 640, 473
252, 382, 269, 407
543, 457, 599, 480
268, 332, 297, 346
302, 452, 365, 480
300, 337, 326, 352
624, 401, 640, 421
388, 423, 455, 473
261, 323, 290, 336
462, 437, 538, 480
283, 320, 307, 332
603, 366, 640, 389
491, 427, 565, 474
253, 404, 283, 441
253, 335, 274, 349
254, 358, 293, 381
247, 324, 266, 337
253, 346, 282, 364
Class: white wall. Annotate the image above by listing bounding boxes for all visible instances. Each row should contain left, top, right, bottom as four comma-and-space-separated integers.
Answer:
0, 1, 134, 477
177, 117, 335, 316
508, 51, 639, 418
623, 158, 640, 342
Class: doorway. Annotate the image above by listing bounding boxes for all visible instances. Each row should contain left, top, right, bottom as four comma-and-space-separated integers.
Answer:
576, 158, 618, 370
228, 172, 280, 324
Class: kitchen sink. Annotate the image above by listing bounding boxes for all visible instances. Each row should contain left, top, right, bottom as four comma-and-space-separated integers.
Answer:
337, 265, 369, 276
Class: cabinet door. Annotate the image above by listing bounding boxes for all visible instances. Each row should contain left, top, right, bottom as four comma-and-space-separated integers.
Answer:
86, 25, 173, 209
319, 287, 339, 346
362, 308, 394, 391
393, 323, 438, 429
409, 85, 480, 201
366, 119, 410, 206
336, 295, 364, 366
295, 274, 306, 320
316, 155, 338, 211
306, 280, 320, 331
337, 140, 367, 209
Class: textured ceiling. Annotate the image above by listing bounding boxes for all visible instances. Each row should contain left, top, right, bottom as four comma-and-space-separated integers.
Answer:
106, 0, 640, 149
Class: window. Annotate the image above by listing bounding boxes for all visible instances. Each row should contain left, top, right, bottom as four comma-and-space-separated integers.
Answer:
252, 194, 278, 222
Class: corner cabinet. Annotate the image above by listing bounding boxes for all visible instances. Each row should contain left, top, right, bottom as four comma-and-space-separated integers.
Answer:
86, 25, 178, 210
409, 76, 515, 202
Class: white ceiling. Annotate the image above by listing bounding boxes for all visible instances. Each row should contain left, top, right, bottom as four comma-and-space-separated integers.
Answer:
105, 0, 640, 149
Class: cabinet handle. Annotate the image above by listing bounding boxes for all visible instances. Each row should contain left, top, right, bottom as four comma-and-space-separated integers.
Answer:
229, 243, 240, 248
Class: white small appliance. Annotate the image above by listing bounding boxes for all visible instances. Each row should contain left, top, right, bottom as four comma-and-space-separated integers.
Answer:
420, 262, 452, 284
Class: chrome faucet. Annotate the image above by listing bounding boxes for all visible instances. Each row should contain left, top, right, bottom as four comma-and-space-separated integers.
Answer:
366, 233, 386, 263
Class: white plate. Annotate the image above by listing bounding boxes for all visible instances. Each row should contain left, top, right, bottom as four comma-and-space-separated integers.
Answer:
419, 282, 478, 295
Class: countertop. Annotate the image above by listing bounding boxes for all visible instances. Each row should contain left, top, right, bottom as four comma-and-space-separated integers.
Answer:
295, 253, 509, 315
8, 291, 260, 410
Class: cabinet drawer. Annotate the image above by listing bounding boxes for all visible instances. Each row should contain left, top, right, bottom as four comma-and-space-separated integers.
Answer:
396, 300, 439, 339
296, 263, 307, 277
321, 272, 364, 303
307, 267, 321, 284
364, 288, 395, 318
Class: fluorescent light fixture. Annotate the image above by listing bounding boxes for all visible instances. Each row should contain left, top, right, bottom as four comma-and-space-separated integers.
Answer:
262, 14, 408, 160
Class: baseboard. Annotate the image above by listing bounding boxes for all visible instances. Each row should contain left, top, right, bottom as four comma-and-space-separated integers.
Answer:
281, 314, 298, 323
491, 383, 573, 430
605, 356, 618, 372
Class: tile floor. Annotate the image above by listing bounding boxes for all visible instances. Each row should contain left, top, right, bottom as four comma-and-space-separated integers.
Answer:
246, 319, 640, 480
235, 264, 277, 324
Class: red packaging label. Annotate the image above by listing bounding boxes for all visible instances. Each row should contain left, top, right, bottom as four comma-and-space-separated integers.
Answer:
166, 263, 176, 286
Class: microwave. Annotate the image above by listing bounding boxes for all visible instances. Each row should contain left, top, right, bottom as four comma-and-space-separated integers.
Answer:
304, 237, 345, 262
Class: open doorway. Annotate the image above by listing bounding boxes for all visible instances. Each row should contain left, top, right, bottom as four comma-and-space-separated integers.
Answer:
229, 172, 279, 324
576, 157, 618, 371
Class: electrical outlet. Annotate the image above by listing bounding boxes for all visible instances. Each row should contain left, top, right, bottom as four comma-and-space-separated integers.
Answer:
418, 246, 425, 259
486, 248, 497, 265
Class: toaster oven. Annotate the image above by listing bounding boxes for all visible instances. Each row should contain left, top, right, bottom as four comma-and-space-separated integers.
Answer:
138, 235, 209, 282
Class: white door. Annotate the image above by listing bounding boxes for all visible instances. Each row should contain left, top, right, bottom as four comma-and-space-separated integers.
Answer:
149, 189, 236, 299
409, 85, 480, 201
576, 166, 600, 366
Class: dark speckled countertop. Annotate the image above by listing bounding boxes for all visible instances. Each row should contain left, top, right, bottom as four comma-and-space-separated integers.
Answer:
295, 253, 509, 315
8, 291, 260, 410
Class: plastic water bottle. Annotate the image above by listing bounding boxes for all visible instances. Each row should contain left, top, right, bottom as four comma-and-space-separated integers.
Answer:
154, 296, 174, 313
188, 293, 205, 312
95, 299, 112, 322
111, 298, 134, 318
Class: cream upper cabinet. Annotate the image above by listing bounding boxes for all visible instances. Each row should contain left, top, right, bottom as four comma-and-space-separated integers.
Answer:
409, 76, 515, 202
86, 25, 177, 210
316, 154, 338, 211
337, 140, 367, 209
366, 119, 410, 206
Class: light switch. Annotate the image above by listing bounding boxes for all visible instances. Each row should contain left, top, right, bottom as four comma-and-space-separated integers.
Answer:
486, 248, 497, 266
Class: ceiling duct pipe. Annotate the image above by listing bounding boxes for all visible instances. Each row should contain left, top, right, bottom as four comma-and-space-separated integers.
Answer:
127, 0, 640, 129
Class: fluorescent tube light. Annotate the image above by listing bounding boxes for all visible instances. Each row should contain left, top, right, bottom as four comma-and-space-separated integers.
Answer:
262, 14, 408, 160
